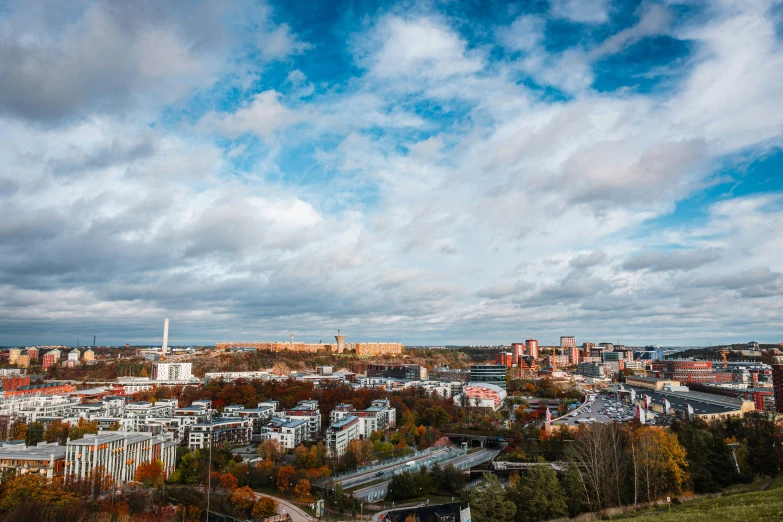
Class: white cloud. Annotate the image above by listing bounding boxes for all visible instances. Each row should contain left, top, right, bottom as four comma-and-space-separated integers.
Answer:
200, 90, 299, 139
550, 0, 611, 24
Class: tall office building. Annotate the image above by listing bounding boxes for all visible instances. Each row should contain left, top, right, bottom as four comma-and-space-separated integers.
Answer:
525, 339, 539, 359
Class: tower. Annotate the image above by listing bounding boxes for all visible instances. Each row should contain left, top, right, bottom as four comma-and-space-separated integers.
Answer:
162, 318, 169, 355
335, 329, 346, 354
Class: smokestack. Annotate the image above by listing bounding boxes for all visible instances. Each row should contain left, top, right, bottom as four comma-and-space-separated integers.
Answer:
162, 318, 169, 355
93, 335, 96, 348
335, 329, 346, 354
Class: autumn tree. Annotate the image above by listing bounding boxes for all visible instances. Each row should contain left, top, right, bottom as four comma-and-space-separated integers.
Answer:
43, 419, 70, 444
252, 496, 279, 519
294, 478, 311, 498
9, 419, 27, 441
219, 472, 239, 493
176, 504, 203, 522
230, 486, 256, 510
627, 427, 688, 503
276, 465, 296, 491
258, 439, 283, 463
134, 460, 165, 488
68, 418, 99, 441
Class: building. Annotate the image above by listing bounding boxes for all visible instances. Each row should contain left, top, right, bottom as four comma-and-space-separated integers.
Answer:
215, 340, 404, 357
4, 382, 76, 398
1, 375, 30, 391
151, 362, 193, 382
0, 396, 81, 423
42, 353, 57, 371
83, 349, 95, 363
26, 348, 39, 361
329, 399, 396, 438
470, 364, 507, 389
260, 417, 308, 449
8, 349, 21, 365
204, 371, 277, 384
278, 400, 321, 439
652, 360, 716, 383
455, 383, 507, 411
120, 400, 178, 431
325, 415, 360, 456
16, 355, 30, 368
525, 340, 539, 359
430, 367, 471, 383
188, 418, 252, 449
65, 432, 176, 484
577, 362, 611, 379
626, 385, 756, 421
0, 442, 66, 481
367, 363, 422, 381
223, 404, 276, 440
494, 352, 516, 368
765, 352, 783, 413
512, 343, 525, 364
67, 350, 80, 363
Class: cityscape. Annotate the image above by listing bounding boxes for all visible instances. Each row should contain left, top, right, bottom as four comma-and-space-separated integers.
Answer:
2, 1, 783, 522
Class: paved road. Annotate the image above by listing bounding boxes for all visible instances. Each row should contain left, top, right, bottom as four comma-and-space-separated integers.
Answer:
254, 492, 313, 522
337, 446, 457, 489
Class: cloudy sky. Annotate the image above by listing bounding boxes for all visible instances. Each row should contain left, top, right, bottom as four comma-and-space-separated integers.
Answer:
1, 0, 782, 347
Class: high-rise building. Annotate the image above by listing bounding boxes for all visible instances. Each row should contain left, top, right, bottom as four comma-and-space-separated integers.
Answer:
26, 348, 39, 361
525, 339, 539, 359
151, 362, 193, 381
8, 349, 21, 365
42, 353, 57, 371
560, 336, 576, 348
511, 343, 525, 365
470, 364, 508, 389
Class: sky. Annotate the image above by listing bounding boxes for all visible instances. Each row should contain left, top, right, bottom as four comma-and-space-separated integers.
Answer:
1, 0, 783, 347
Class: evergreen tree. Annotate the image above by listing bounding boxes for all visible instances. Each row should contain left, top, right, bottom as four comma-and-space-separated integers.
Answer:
508, 465, 567, 522
468, 473, 516, 522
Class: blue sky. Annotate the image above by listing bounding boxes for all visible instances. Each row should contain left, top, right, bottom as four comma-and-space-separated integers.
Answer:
0, 0, 782, 347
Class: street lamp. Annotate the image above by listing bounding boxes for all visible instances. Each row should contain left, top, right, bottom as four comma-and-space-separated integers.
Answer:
206, 409, 214, 517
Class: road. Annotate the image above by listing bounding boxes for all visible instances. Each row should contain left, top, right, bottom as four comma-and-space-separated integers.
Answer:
351, 447, 501, 502
336, 446, 458, 489
254, 492, 313, 522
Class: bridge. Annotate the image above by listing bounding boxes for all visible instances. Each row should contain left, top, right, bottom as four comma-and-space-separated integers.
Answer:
442, 432, 507, 447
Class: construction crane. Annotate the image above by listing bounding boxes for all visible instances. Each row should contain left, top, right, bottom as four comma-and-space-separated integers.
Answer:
720, 347, 730, 369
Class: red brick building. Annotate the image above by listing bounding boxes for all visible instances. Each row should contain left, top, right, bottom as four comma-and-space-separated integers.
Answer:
0, 375, 30, 391
495, 352, 516, 368
4, 382, 76, 398
652, 360, 716, 383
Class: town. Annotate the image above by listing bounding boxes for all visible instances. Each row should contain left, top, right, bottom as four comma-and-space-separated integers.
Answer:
0, 320, 781, 521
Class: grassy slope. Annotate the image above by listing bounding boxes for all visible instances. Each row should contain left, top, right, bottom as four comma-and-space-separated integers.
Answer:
611, 479, 783, 521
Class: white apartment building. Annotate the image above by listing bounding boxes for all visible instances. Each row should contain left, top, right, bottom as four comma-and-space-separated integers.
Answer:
0, 395, 81, 423
120, 399, 178, 431
0, 442, 66, 481
325, 415, 360, 456
259, 417, 308, 450
222, 404, 275, 440
204, 371, 276, 384
65, 431, 176, 485
188, 418, 252, 449
151, 362, 193, 382
277, 400, 321, 439
329, 399, 396, 439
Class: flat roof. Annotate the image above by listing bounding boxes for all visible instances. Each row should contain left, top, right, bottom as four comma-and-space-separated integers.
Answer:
0, 442, 66, 460
628, 386, 746, 414
330, 415, 359, 429
67, 431, 153, 446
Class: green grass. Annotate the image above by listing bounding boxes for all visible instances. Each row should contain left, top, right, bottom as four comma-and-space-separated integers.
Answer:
610, 478, 783, 521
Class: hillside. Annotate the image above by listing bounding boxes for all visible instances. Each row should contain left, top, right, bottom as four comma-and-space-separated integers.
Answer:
610, 479, 783, 521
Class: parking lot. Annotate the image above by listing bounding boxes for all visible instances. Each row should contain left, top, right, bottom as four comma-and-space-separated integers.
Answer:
556, 393, 665, 427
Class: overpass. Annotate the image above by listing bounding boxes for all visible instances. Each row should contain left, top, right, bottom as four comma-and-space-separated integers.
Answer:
442, 432, 507, 447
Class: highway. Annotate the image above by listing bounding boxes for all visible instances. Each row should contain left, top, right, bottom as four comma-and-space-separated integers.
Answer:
335, 446, 459, 489
254, 492, 313, 522
350, 447, 501, 502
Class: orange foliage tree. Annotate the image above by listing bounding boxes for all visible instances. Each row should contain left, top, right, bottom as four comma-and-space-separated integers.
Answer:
276, 465, 296, 492
134, 460, 165, 488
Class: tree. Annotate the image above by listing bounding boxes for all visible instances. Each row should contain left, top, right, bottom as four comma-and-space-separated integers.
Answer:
25, 422, 44, 446
276, 465, 296, 492
0, 474, 78, 511
10, 419, 27, 441
134, 460, 165, 488
252, 497, 279, 519
176, 504, 203, 522
627, 427, 688, 503
170, 450, 202, 484
219, 472, 239, 493
44, 419, 70, 444
468, 473, 516, 522
508, 465, 567, 522
294, 478, 311, 498
294, 444, 317, 469
258, 439, 283, 463
68, 418, 98, 441
230, 486, 256, 510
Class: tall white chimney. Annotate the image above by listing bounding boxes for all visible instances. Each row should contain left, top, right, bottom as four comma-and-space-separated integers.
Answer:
162, 318, 169, 354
